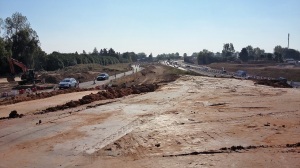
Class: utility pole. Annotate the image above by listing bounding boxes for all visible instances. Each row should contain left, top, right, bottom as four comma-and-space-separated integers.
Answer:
288, 33, 290, 49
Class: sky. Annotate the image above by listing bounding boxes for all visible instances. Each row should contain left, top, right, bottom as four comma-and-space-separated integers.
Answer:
1, 0, 300, 56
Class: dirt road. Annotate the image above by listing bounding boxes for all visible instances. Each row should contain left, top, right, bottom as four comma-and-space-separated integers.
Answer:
0, 75, 299, 168
0, 91, 99, 118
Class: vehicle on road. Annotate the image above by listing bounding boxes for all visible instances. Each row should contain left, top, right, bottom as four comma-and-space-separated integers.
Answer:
235, 70, 247, 77
59, 78, 78, 89
97, 73, 109, 81
277, 77, 287, 82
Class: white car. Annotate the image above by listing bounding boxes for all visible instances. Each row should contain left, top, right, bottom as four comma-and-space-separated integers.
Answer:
59, 78, 78, 89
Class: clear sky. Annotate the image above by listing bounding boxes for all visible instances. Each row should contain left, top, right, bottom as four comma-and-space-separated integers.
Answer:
1, 0, 300, 56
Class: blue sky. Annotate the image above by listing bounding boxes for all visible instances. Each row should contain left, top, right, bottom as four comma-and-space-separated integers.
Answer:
1, 0, 300, 56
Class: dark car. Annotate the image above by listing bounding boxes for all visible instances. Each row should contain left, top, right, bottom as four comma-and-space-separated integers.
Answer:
277, 77, 287, 83
97, 73, 109, 81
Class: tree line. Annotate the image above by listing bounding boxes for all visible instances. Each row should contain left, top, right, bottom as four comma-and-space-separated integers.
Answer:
195, 43, 300, 65
0, 12, 152, 76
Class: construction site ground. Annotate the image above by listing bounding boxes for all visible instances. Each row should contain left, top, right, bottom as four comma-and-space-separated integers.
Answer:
0, 64, 299, 168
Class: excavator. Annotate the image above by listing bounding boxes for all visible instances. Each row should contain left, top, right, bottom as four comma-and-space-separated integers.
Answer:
7, 57, 40, 85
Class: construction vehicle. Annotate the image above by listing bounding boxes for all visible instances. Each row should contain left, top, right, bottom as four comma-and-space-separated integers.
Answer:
7, 57, 40, 85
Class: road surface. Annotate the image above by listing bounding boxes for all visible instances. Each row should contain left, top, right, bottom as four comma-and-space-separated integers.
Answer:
77, 64, 142, 89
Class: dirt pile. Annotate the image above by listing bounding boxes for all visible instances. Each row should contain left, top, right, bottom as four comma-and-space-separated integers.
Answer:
254, 79, 292, 88
112, 64, 180, 87
0, 88, 96, 106
36, 84, 159, 114
0, 110, 24, 120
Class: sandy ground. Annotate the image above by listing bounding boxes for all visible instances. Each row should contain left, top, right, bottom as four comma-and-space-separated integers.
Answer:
0, 91, 98, 118
0, 75, 299, 168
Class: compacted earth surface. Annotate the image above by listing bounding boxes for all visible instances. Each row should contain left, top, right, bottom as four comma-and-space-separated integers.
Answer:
0, 64, 299, 168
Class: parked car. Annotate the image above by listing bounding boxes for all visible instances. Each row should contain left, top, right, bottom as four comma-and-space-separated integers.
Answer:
59, 78, 77, 89
277, 77, 287, 83
235, 70, 247, 77
97, 73, 109, 81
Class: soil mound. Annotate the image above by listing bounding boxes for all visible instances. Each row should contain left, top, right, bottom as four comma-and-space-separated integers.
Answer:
36, 84, 159, 114
0, 88, 95, 106
254, 79, 292, 88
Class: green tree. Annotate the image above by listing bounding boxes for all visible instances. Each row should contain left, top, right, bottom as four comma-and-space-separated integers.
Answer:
222, 43, 235, 60
11, 29, 39, 67
183, 53, 188, 62
137, 52, 147, 60
245, 45, 254, 60
122, 52, 136, 62
197, 49, 214, 65
239, 48, 248, 62
33, 47, 47, 70
253, 47, 264, 60
274, 45, 283, 55
3, 12, 39, 68
283, 48, 300, 60
92, 47, 98, 55
266, 53, 273, 61
102, 48, 108, 56
4, 12, 30, 38
274, 52, 283, 62
0, 18, 3, 34
0, 37, 10, 74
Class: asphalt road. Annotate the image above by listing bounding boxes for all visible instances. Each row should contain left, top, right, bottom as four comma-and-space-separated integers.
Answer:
78, 64, 142, 89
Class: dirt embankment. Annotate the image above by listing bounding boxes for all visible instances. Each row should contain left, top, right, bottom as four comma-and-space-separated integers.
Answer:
36, 84, 159, 114
112, 64, 183, 86
254, 79, 292, 88
0, 88, 95, 106
0, 84, 159, 120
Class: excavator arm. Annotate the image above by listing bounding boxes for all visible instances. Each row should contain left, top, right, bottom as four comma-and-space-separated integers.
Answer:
7, 57, 15, 75
8, 58, 28, 73
7, 57, 29, 82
